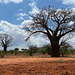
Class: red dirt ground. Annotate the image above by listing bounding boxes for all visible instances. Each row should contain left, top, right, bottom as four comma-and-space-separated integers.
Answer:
0, 58, 75, 75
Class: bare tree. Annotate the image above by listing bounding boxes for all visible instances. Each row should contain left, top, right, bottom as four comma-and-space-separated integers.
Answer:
0, 34, 13, 52
60, 38, 73, 50
60, 40, 73, 57
24, 6, 75, 57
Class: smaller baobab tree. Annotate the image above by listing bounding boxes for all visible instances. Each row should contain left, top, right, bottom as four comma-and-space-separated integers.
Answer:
0, 34, 13, 52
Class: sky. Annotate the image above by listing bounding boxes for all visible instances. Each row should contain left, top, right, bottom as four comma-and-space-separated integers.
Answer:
0, 0, 75, 50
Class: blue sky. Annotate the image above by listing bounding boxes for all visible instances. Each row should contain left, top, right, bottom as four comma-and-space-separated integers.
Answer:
0, 0, 68, 24
0, 0, 75, 50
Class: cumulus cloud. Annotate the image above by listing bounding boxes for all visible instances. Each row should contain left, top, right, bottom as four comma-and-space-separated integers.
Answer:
0, 20, 50, 50
17, 13, 26, 17
19, 9, 23, 12
0, 0, 23, 4
71, 8, 75, 13
20, 20, 33, 28
29, 35, 49, 47
62, 0, 75, 6
29, 0, 39, 15
16, 13, 27, 20
0, 20, 27, 50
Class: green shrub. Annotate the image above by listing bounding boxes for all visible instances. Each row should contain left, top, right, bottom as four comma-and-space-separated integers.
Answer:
60, 48, 68, 57
18, 51, 24, 53
56, 59, 63, 66
28, 45, 38, 56
0, 51, 5, 58
44, 44, 51, 55
1, 54, 4, 58
14, 48, 19, 55
38, 44, 51, 55
39, 49, 47, 55
8, 50, 14, 54
60, 48, 75, 57
21, 49, 28, 53
68, 49, 75, 55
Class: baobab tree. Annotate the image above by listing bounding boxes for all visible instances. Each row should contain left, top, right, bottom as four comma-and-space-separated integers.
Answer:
0, 34, 13, 52
24, 6, 75, 57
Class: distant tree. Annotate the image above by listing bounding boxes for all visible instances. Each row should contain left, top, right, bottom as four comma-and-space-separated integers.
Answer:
14, 48, 19, 55
9, 50, 14, 54
44, 44, 51, 55
28, 45, 38, 56
60, 40, 73, 56
24, 5, 75, 57
21, 48, 28, 52
0, 34, 13, 52
60, 40, 73, 50
39, 44, 51, 55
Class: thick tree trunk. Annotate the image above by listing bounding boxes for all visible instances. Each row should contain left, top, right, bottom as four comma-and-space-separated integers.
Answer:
50, 38, 60, 57
4, 46, 7, 52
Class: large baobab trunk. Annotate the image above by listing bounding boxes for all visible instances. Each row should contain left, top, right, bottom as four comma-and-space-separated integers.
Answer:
50, 38, 60, 57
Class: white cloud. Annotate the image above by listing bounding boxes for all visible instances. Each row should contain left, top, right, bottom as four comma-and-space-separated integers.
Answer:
49, 0, 60, 1
0, 0, 2, 3
71, 8, 75, 13
0, 20, 75, 50
0, 20, 27, 50
17, 13, 27, 17
19, 9, 23, 12
0, 20, 50, 50
68, 21, 74, 26
0, 0, 23, 4
17, 17, 24, 20
29, 0, 39, 15
16, 13, 27, 20
30, 34, 49, 47
67, 33, 75, 49
20, 20, 33, 28
62, 0, 75, 6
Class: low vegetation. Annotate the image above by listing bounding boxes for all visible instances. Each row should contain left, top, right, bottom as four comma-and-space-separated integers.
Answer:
0, 43, 75, 58
56, 59, 63, 66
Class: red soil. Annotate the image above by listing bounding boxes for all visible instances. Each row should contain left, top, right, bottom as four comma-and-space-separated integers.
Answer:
0, 58, 75, 75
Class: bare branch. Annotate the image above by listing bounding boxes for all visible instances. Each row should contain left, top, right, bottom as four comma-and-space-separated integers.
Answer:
59, 28, 75, 38
25, 31, 47, 41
